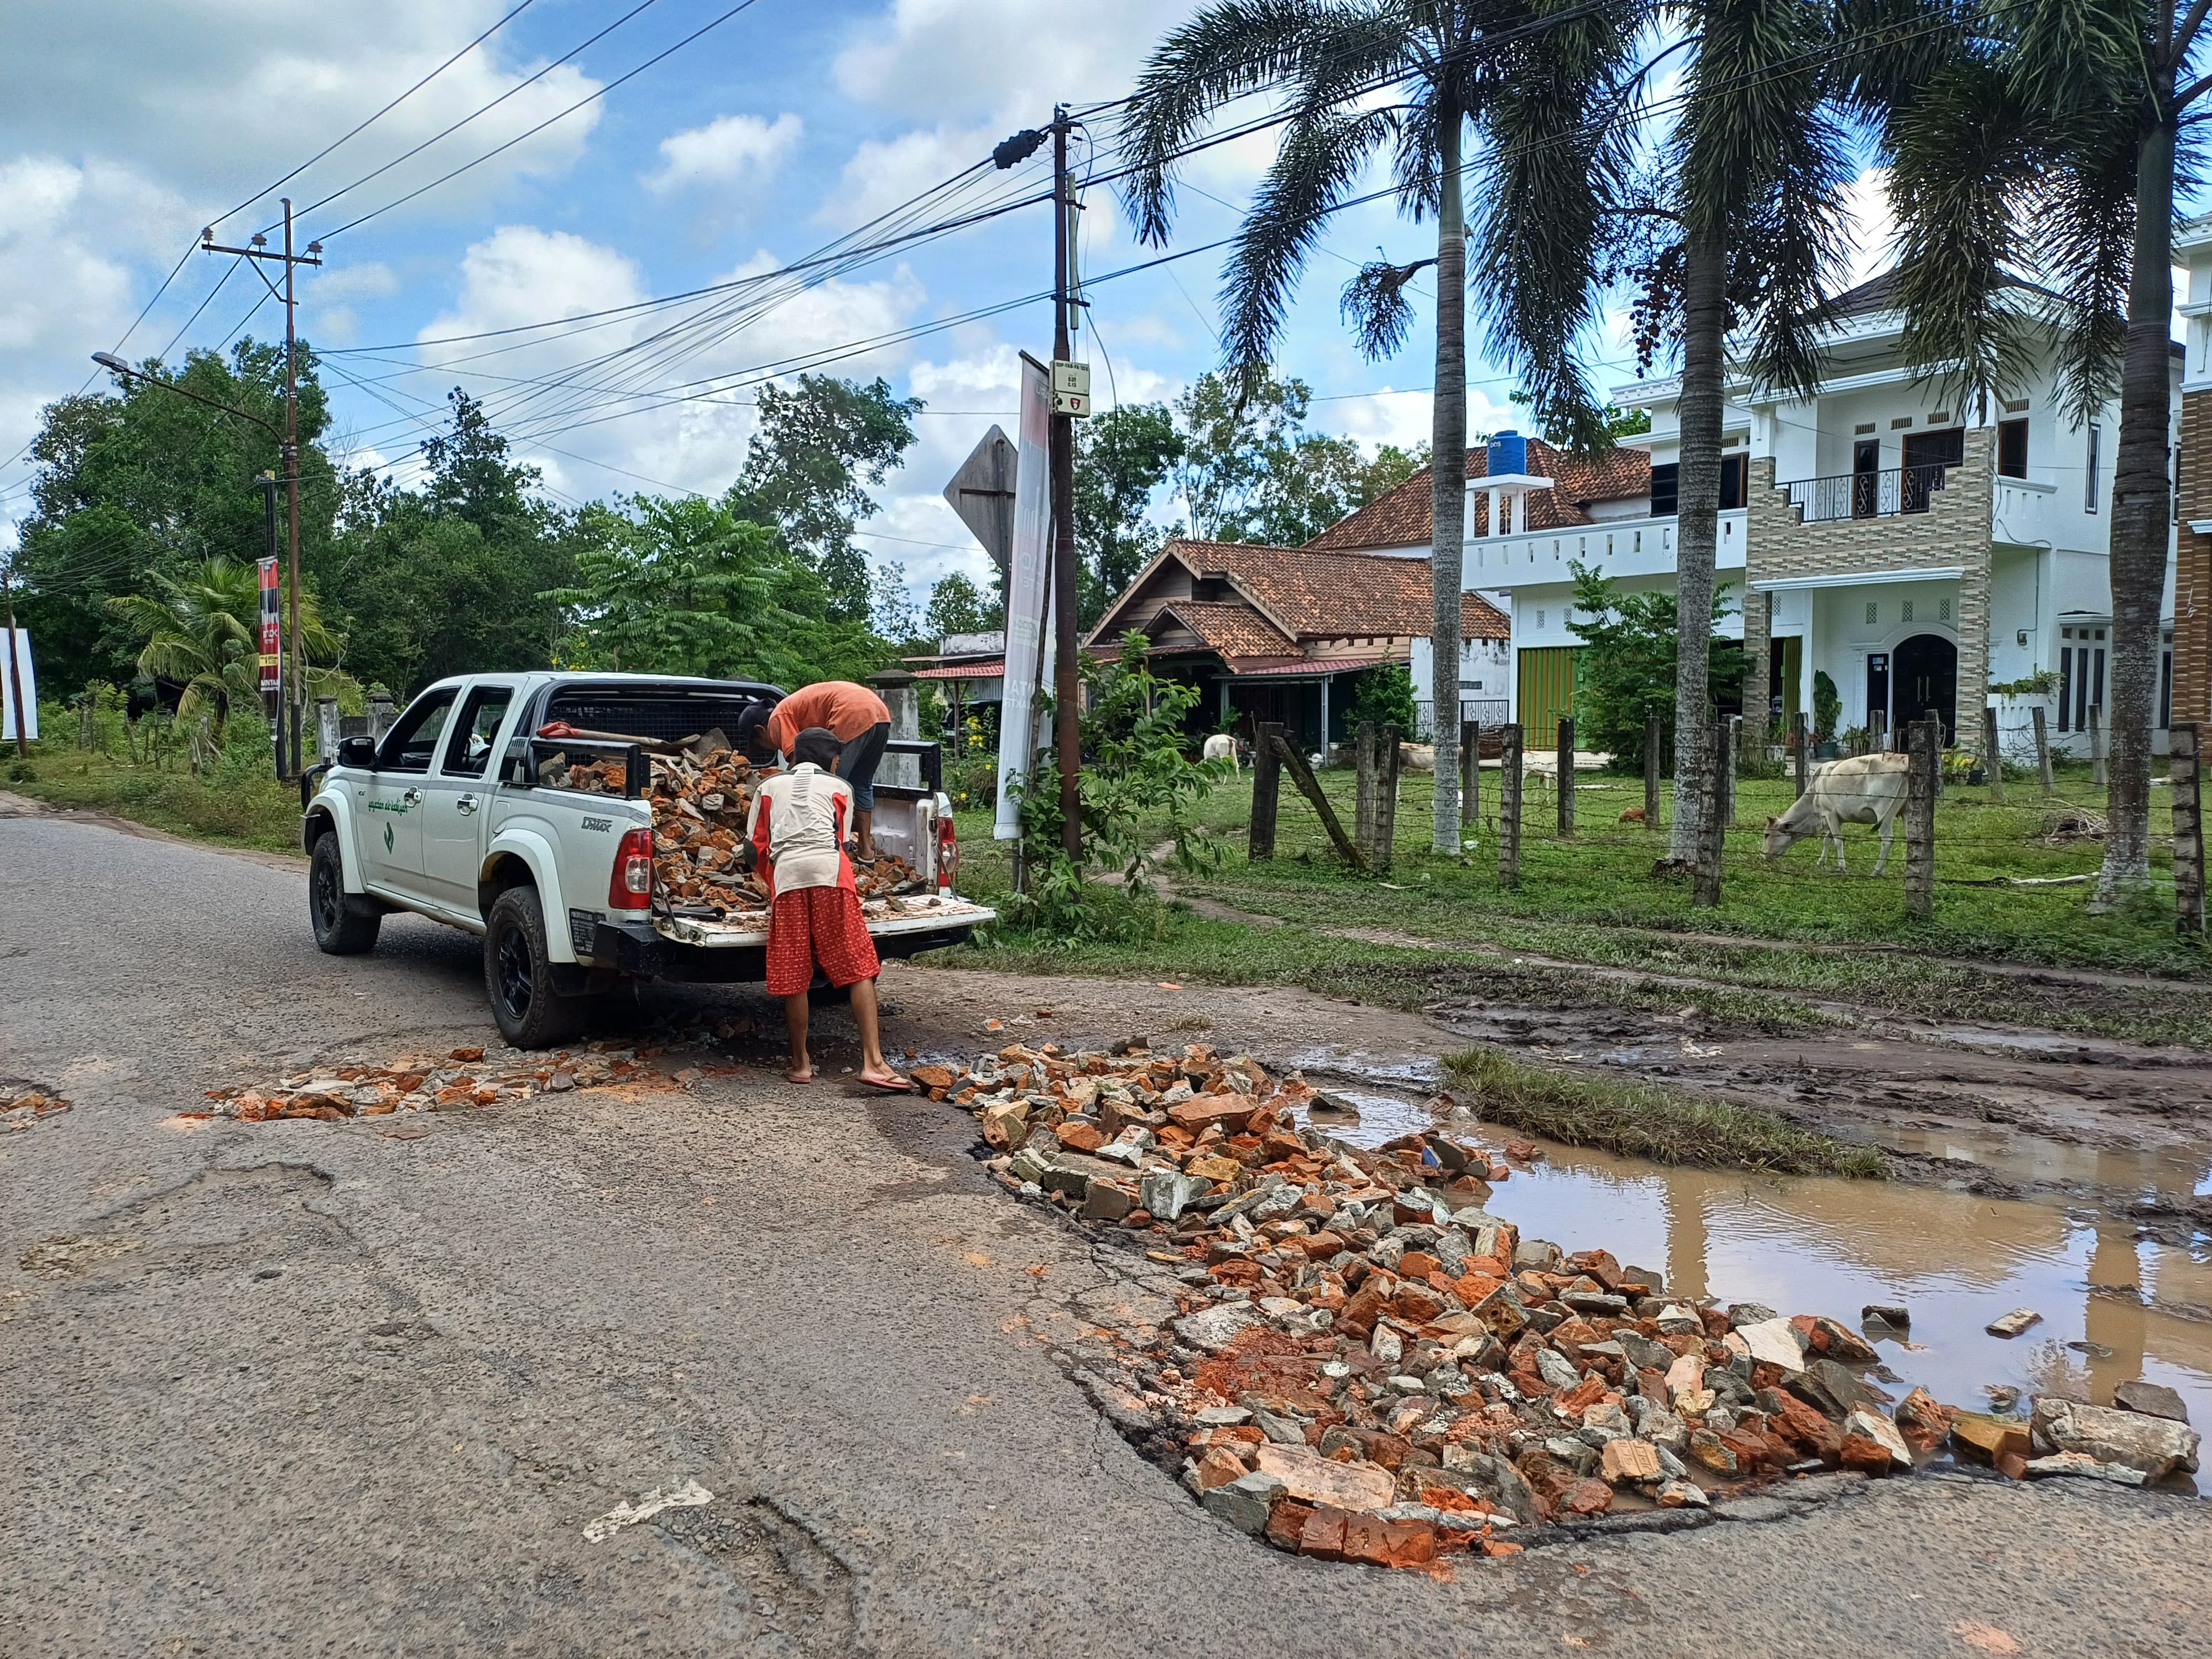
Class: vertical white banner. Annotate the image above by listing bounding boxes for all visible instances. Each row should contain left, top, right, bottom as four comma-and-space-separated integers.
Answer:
1, 627, 35, 741
995, 355, 1054, 841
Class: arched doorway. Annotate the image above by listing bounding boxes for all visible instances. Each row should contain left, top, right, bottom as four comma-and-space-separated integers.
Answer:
1892, 633, 1957, 740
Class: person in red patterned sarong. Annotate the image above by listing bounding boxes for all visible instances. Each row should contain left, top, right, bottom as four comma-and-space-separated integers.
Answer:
747, 726, 910, 1090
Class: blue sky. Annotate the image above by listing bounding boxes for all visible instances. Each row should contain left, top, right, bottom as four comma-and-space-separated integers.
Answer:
0, 0, 1895, 601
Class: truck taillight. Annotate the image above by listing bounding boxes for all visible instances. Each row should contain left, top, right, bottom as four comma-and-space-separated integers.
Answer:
935, 812, 958, 896
609, 827, 654, 909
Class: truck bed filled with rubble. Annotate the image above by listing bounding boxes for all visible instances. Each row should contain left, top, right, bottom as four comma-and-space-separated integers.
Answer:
914, 1040, 2203, 1573
542, 733, 986, 940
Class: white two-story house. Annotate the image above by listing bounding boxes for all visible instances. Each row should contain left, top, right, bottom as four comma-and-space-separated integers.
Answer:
1456, 271, 2183, 759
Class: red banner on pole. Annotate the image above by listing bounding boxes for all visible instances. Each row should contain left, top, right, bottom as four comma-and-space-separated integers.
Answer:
257, 557, 280, 695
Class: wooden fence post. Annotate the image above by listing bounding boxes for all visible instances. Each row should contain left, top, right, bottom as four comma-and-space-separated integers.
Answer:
1556, 716, 1575, 837
2032, 704, 2054, 790
1873, 708, 1889, 753
1270, 732, 1368, 870
1792, 711, 1809, 799
2090, 703, 2107, 786
1460, 719, 1479, 839
2173, 722, 2205, 935
1499, 723, 1523, 888
1906, 717, 1937, 919
1693, 718, 1728, 907
1645, 714, 1662, 829
1354, 722, 1378, 861
1373, 725, 1400, 875
1724, 713, 1741, 826
1981, 706, 2005, 802
1249, 720, 1282, 862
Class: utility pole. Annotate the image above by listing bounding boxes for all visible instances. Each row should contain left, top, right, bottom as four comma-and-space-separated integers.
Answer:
1049, 108, 1083, 863
2, 557, 27, 759
201, 201, 320, 777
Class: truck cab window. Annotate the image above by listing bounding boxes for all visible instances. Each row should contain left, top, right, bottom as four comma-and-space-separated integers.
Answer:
379, 688, 458, 774
442, 686, 515, 778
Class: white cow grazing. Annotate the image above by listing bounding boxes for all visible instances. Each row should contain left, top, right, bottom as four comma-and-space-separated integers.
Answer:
1202, 732, 1240, 771
1761, 752, 1913, 874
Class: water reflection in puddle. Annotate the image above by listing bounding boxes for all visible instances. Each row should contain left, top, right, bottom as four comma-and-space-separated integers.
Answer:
1287, 1088, 2212, 1455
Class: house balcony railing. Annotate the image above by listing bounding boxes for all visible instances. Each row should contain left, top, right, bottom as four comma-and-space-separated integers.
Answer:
1785, 462, 1949, 522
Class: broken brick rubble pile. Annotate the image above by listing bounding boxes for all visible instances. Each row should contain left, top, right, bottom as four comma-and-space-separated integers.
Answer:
546, 738, 923, 925
194, 1044, 685, 1121
919, 1040, 2204, 1572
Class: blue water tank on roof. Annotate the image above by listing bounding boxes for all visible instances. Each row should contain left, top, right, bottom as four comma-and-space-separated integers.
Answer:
1486, 430, 1527, 478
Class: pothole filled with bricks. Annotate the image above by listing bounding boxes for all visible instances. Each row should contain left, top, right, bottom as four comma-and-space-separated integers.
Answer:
922, 1039, 2204, 1574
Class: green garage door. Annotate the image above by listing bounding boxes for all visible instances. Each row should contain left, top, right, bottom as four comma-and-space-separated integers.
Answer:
1517, 646, 1578, 744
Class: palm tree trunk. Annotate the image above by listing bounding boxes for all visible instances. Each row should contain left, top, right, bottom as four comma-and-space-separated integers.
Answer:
1431, 88, 1468, 854
2098, 112, 2177, 906
1669, 218, 1726, 863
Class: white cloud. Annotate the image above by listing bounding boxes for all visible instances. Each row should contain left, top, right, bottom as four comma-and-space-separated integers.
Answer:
644, 112, 803, 197
1838, 165, 1896, 291
394, 226, 931, 502
312, 260, 399, 302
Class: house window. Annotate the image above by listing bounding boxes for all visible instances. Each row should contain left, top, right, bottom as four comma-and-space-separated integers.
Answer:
1998, 418, 2028, 478
1650, 463, 1678, 516
1536, 610, 1547, 629
2086, 424, 2101, 512
1902, 599, 1914, 624
2059, 635, 2073, 732
1720, 455, 1746, 509
2161, 629, 2174, 728
1866, 602, 1878, 625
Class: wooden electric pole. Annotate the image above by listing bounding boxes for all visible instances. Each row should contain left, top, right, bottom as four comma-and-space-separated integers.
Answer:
201, 201, 319, 777
1050, 109, 1084, 863
2, 557, 27, 759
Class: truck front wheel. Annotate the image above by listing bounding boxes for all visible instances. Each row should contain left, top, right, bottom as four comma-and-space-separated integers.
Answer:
310, 834, 381, 955
484, 887, 586, 1048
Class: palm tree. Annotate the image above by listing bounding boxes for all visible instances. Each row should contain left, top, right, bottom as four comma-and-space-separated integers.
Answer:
1121, 0, 1642, 854
1874, 0, 2200, 905
1630, 0, 1863, 864
108, 557, 341, 766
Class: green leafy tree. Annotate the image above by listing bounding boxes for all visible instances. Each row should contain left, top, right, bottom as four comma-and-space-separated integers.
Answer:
1124, 0, 1640, 851
1870, 0, 2195, 902
19, 340, 340, 691
546, 497, 782, 676
1074, 401, 1184, 622
924, 571, 995, 638
324, 392, 576, 693
1564, 560, 1743, 767
1511, 392, 1650, 444
727, 375, 922, 625
1345, 661, 1420, 737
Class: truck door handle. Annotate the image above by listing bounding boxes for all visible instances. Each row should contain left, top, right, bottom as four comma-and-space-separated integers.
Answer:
455, 794, 478, 816
401, 787, 424, 806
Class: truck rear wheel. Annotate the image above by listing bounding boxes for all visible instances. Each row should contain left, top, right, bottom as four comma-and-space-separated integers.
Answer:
309, 834, 380, 955
484, 887, 586, 1048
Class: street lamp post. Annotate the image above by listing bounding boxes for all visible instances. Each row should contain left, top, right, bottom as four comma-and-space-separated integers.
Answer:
90, 352, 296, 775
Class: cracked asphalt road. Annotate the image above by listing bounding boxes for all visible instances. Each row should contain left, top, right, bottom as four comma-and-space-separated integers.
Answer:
4, 807, 2209, 1658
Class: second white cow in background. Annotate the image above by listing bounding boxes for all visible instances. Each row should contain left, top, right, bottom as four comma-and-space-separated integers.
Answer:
1761, 752, 1913, 874
1202, 732, 1240, 771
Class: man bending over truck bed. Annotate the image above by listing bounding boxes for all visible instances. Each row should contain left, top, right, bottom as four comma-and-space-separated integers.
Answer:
745, 681, 892, 860
746, 726, 910, 1092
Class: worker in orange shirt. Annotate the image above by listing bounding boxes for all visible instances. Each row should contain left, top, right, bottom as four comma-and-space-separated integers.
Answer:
742, 680, 893, 859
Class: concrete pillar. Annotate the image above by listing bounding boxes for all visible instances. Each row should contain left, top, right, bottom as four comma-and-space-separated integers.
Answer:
872, 668, 921, 790
2177, 389, 2212, 728
315, 696, 340, 764
1742, 588, 1772, 746
367, 690, 397, 739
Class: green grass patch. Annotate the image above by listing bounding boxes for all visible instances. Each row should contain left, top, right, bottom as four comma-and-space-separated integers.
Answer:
1441, 1046, 1888, 1178
6, 747, 304, 856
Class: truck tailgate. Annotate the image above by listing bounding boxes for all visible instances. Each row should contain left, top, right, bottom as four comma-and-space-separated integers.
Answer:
651, 895, 995, 948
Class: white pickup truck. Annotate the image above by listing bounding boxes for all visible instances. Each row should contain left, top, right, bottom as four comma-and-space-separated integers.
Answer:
300, 671, 993, 1046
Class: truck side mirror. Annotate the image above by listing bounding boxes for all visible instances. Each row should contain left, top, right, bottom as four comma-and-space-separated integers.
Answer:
336, 735, 379, 769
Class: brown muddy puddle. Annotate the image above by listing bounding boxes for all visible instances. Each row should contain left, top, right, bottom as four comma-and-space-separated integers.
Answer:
1285, 1066, 2212, 1469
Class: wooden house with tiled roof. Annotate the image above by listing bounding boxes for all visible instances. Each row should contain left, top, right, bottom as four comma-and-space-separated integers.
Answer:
1084, 539, 1508, 752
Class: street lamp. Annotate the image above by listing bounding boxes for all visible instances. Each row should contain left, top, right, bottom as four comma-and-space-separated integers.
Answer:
91, 351, 298, 776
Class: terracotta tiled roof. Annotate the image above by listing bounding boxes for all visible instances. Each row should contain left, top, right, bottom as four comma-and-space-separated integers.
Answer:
1301, 441, 1652, 551
1149, 600, 1297, 659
